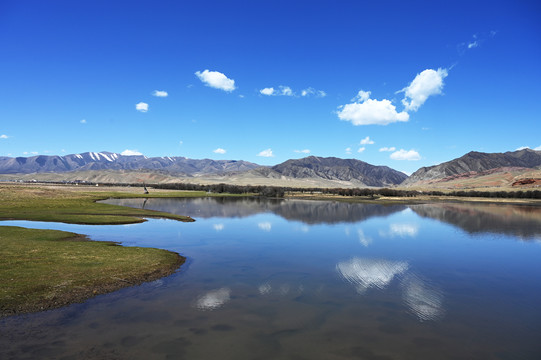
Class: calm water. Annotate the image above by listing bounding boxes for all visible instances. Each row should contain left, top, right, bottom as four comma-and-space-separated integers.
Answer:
1, 198, 541, 359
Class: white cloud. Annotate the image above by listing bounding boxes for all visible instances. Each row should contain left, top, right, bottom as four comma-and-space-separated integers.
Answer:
390, 223, 419, 237
353, 90, 371, 102
345, 147, 352, 154
195, 69, 236, 92
257, 148, 274, 157
213, 224, 224, 231
135, 102, 149, 112
80, 119, 87, 124
357, 147, 365, 153
535, 145, 541, 151
401, 68, 448, 112
260, 85, 294, 96
0, 134, 9, 139
152, 90, 168, 97
338, 91, 409, 126
179, 140, 183, 146
467, 41, 479, 49
294, 149, 310, 154
121, 149, 143, 156
516, 146, 529, 151
23, 151, 38, 155
379, 146, 396, 152
260, 87, 275, 96
360, 136, 374, 145
390, 149, 421, 161
280, 86, 293, 96
213, 148, 226, 154
301, 87, 326, 97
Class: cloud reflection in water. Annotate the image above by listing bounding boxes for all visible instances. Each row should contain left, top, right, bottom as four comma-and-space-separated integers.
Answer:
401, 274, 444, 321
336, 257, 409, 294
195, 288, 231, 310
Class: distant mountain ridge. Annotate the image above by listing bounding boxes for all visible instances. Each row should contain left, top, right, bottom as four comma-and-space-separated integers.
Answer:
269, 156, 408, 187
403, 149, 541, 186
0, 152, 260, 176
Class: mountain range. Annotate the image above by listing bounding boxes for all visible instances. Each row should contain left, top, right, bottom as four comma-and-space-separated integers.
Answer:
402, 149, 541, 187
1, 149, 540, 189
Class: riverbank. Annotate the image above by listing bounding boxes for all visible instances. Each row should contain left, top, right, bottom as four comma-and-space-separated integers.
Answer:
0, 226, 184, 318
0, 183, 220, 317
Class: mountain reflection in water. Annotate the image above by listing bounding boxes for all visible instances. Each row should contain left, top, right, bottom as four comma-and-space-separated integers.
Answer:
106, 197, 407, 224
410, 202, 541, 240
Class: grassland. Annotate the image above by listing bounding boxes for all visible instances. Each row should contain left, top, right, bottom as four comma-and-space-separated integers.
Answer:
0, 183, 246, 317
0, 226, 184, 317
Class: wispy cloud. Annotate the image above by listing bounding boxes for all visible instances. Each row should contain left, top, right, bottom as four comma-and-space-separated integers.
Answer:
360, 136, 374, 145
294, 149, 310, 154
80, 119, 87, 124
135, 102, 149, 112
152, 90, 168, 97
357, 147, 365, 153
195, 69, 236, 92
345, 147, 352, 155
400, 68, 448, 112
213, 148, 226, 154
257, 148, 274, 157
390, 149, 421, 161
301, 87, 326, 97
121, 149, 143, 156
379, 146, 396, 152
0, 134, 9, 139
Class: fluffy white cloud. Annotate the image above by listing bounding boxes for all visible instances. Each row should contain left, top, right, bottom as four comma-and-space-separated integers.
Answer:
301, 87, 326, 97
390, 149, 421, 161
345, 147, 352, 154
121, 149, 143, 156
260, 85, 295, 96
338, 94, 409, 126
379, 146, 396, 152
213, 224, 224, 231
360, 136, 374, 145
0, 134, 9, 139
260, 87, 275, 96
152, 90, 168, 97
535, 145, 541, 151
357, 147, 365, 153
213, 148, 226, 154
257, 148, 274, 157
401, 68, 448, 112
195, 69, 236, 92
135, 102, 149, 112
294, 149, 310, 154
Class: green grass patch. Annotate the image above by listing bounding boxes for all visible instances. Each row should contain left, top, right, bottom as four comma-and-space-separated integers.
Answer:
0, 226, 184, 317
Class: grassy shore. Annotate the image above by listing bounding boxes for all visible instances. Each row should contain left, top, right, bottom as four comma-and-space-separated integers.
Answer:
0, 226, 184, 317
0, 183, 244, 317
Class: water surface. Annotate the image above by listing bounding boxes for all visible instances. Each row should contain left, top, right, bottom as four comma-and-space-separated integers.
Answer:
1, 198, 540, 359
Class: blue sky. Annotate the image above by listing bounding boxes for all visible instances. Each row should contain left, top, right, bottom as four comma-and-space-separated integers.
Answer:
0, 0, 540, 174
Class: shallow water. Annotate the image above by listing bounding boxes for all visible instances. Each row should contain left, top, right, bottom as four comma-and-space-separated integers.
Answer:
1, 198, 541, 359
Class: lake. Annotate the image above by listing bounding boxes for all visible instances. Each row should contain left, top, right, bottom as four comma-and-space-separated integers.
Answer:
1, 197, 541, 359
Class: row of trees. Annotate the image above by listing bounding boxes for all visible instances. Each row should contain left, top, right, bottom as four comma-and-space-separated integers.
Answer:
17, 180, 541, 199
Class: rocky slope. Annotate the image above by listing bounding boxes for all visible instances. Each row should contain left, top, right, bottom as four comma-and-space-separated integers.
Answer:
271, 156, 408, 187
402, 149, 541, 186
